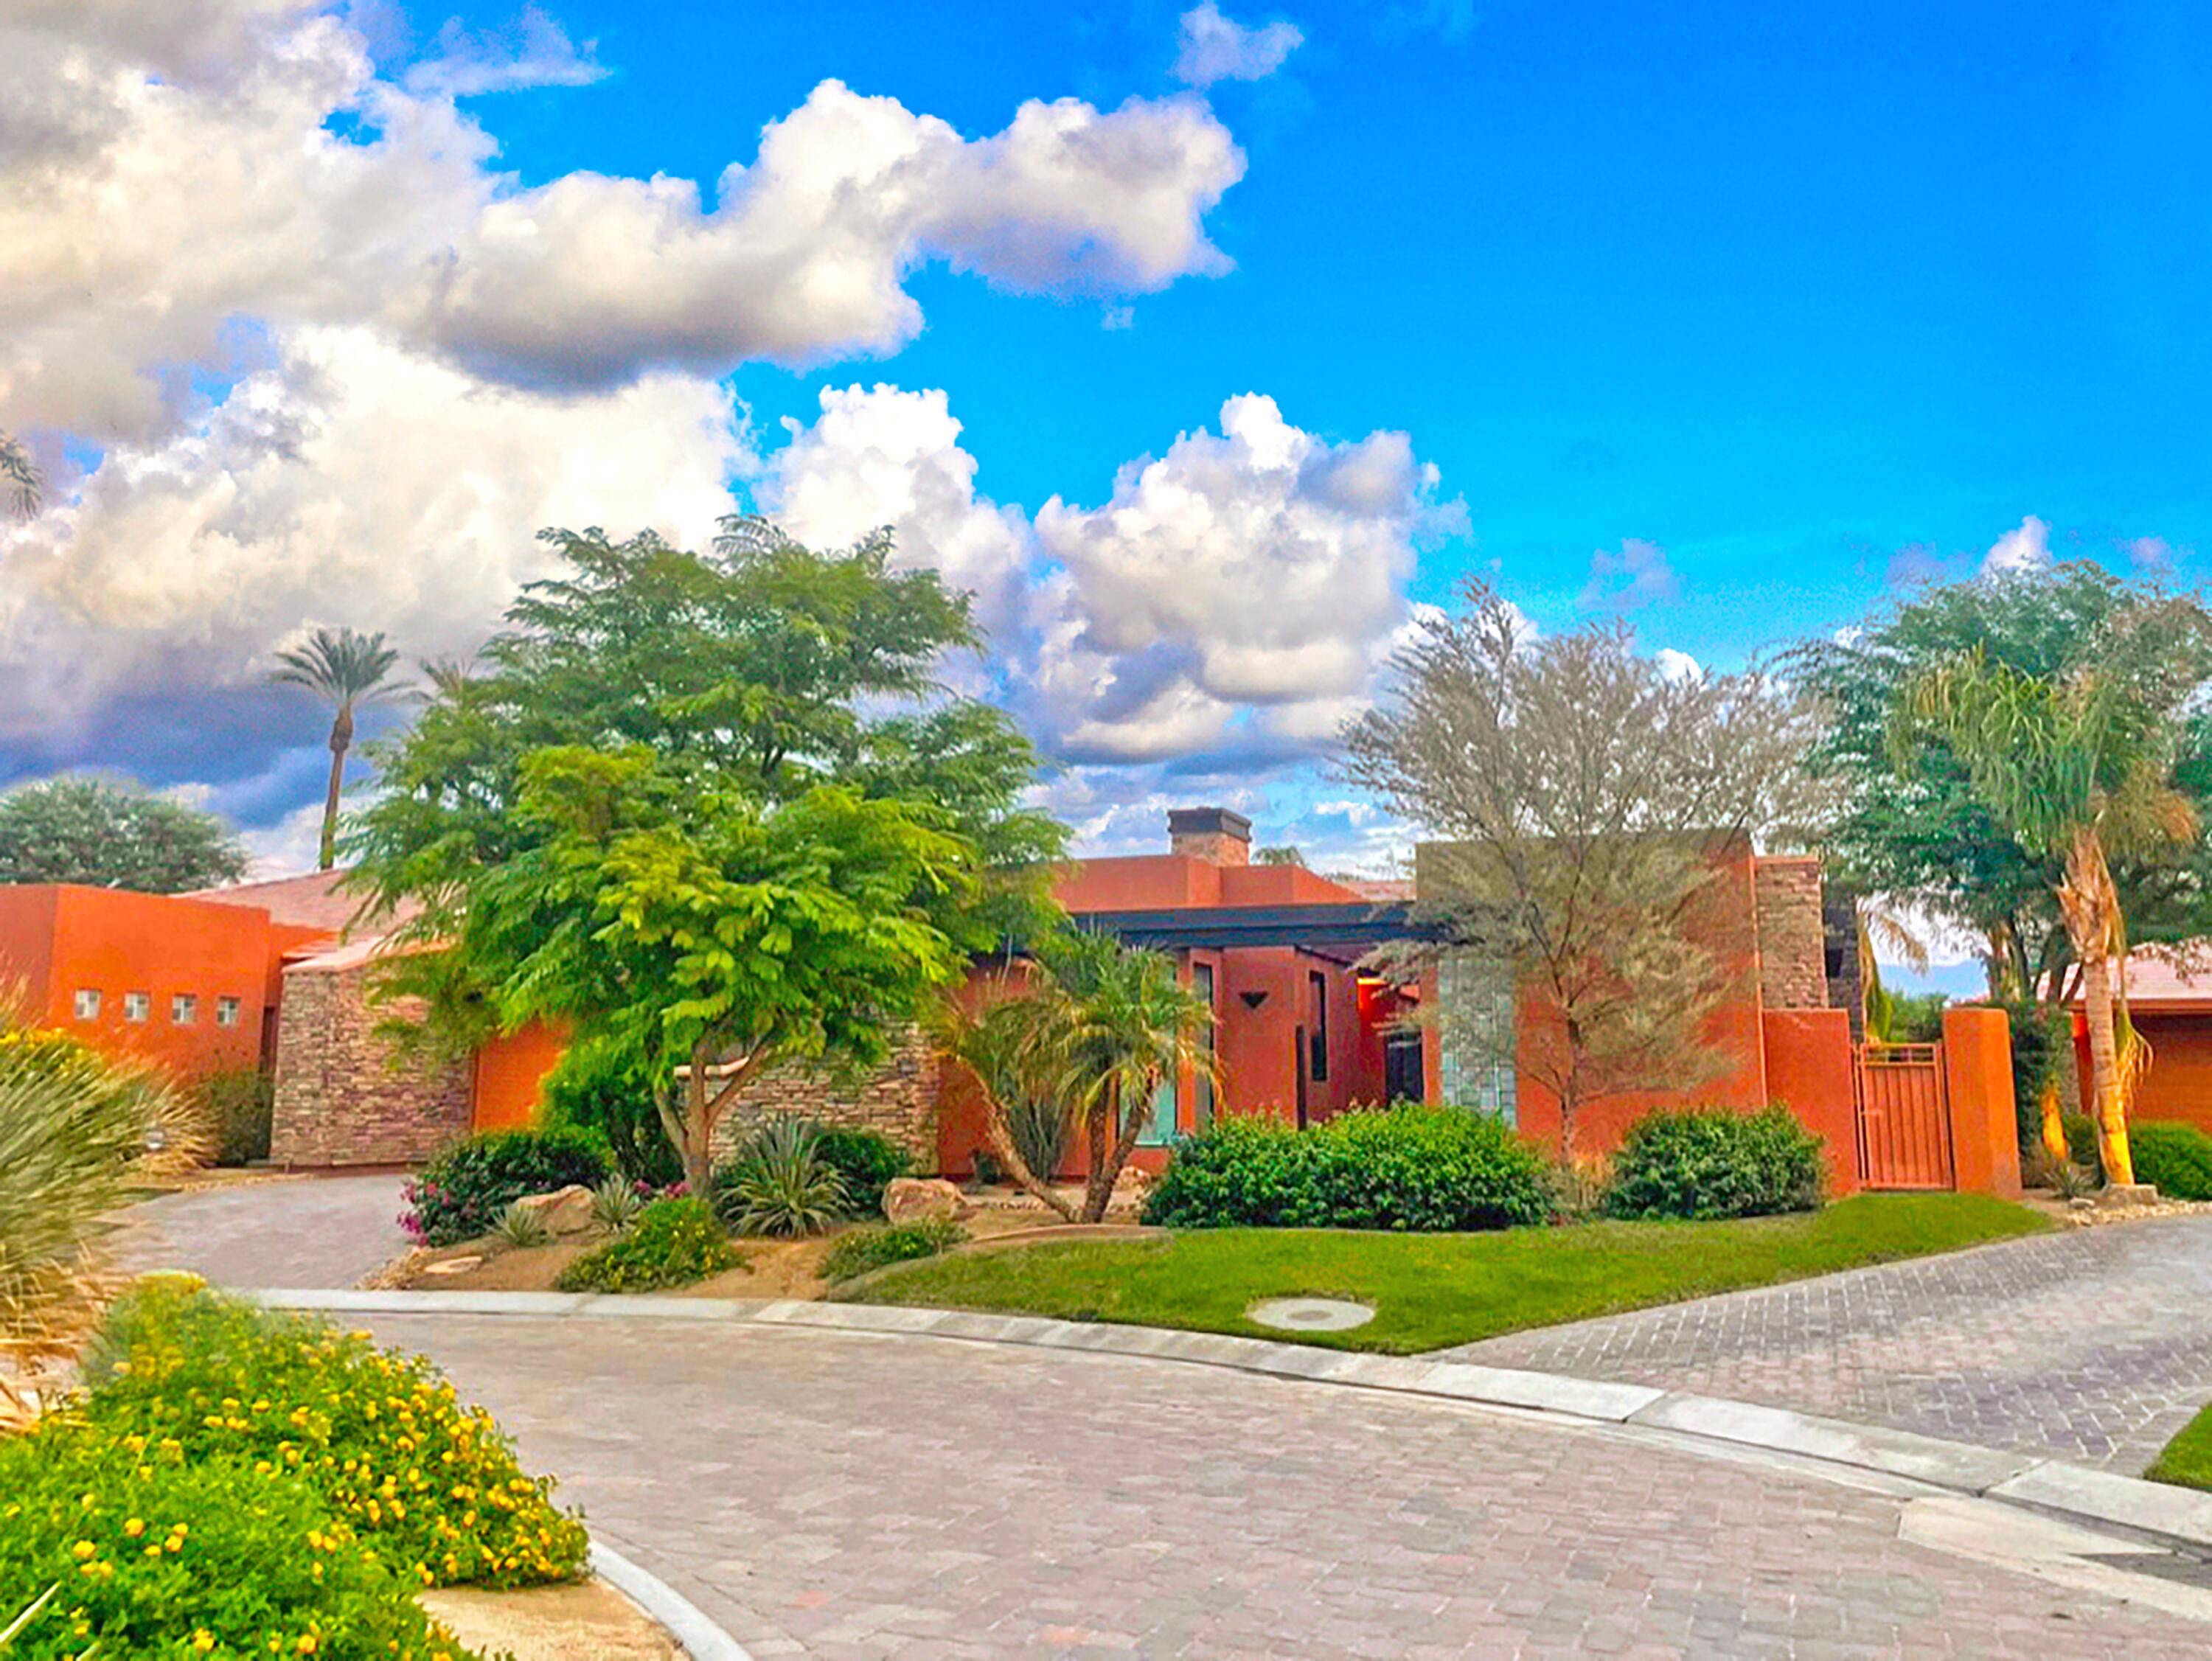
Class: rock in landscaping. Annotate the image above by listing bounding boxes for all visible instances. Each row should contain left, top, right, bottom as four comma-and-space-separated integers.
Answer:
884, 1177, 973, 1225
514, 1185, 599, 1236
2097, 1182, 2160, 1209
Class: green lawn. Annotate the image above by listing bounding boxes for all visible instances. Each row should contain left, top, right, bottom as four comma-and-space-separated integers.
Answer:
849, 1194, 2052, 1354
2148, 1404, 2212, 1491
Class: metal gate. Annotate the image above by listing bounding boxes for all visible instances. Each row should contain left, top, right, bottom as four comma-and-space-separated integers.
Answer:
1856, 1042, 1953, 1189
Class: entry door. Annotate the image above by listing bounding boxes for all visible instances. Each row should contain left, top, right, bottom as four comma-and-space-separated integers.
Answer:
1857, 1043, 1953, 1189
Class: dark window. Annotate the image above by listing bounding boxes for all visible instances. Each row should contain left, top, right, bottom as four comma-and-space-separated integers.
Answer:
1194, 962, 1216, 1129
1308, 971, 1329, 1082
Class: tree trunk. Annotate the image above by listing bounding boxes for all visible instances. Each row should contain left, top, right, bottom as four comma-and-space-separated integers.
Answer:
2064, 832, 2133, 1186
981, 1098, 1077, 1221
317, 736, 347, 871
2037, 1077, 2068, 1165
1080, 1081, 1135, 1225
675, 1040, 720, 1198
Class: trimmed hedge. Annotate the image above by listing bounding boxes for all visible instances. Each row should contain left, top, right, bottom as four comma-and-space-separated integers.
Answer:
1141, 1104, 1552, 1233
403, 1126, 614, 1247
1601, 1104, 1826, 1221
813, 1127, 908, 1218
2128, 1120, 2212, 1200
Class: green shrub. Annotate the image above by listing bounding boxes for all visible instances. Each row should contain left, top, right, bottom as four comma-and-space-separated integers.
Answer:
2128, 1121, 2212, 1200
1006, 1097, 1072, 1185
539, 1033, 682, 1188
196, 1068, 274, 1167
2062, 1112, 2103, 1176
556, 1198, 740, 1292
811, 1127, 907, 1218
1601, 1104, 1826, 1221
820, 1216, 967, 1283
403, 1126, 613, 1247
0, 1422, 476, 1660
81, 1279, 589, 1591
1141, 1104, 1553, 1233
712, 1119, 848, 1237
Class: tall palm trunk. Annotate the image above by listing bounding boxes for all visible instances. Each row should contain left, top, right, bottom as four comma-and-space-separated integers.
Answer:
2062, 831, 2134, 1185
317, 705, 355, 871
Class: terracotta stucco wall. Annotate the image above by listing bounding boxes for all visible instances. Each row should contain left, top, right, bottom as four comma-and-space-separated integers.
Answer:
1763, 1007, 1860, 1196
2074, 1011, 2212, 1134
2, 887, 274, 1081
269, 964, 471, 1166
471, 1020, 570, 1134
1943, 1006, 2022, 1198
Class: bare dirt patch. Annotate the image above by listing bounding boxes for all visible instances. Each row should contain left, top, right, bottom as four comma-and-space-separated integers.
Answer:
423, 1576, 681, 1661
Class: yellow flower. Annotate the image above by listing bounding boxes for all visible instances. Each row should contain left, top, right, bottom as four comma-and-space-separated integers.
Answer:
72, 1541, 96, 1560
123, 1517, 145, 1537
192, 1632, 215, 1653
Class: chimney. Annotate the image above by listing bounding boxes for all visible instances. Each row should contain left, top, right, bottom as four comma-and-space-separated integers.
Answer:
1169, 806, 1252, 868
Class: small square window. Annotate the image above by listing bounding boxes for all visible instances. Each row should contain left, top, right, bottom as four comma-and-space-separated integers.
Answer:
122, 991, 151, 1023
73, 989, 101, 1020
216, 996, 243, 1029
172, 993, 198, 1025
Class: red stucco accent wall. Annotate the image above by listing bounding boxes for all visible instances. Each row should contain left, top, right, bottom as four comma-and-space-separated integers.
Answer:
472, 1020, 571, 1133
1943, 1006, 2022, 1198
1764, 1007, 1860, 1196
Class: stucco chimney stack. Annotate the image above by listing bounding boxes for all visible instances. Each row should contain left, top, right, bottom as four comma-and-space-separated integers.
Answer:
1168, 806, 1252, 868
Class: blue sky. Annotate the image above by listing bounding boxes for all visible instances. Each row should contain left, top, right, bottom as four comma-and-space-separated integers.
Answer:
2, 0, 2208, 989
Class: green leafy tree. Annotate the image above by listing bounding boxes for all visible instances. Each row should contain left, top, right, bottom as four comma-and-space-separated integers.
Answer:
1894, 596, 2212, 1185
354, 518, 1066, 1183
938, 932, 1219, 1223
1793, 565, 2212, 1005
0, 776, 248, 891
447, 748, 974, 1194
270, 627, 403, 871
1341, 582, 1821, 1158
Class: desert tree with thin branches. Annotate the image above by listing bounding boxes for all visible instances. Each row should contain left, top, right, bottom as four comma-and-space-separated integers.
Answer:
1342, 582, 1825, 1159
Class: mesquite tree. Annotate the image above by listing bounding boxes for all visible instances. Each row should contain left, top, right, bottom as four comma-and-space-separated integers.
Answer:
1343, 582, 1821, 1158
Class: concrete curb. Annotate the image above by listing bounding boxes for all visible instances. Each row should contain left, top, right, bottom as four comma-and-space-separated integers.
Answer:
262, 1286, 2212, 1559
590, 1539, 754, 1661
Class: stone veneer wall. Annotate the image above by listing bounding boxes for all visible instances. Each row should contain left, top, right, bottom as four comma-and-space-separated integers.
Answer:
706, 1023, 941, 1172
269, 965, 473, 1167
1753, 857, 1829, 1012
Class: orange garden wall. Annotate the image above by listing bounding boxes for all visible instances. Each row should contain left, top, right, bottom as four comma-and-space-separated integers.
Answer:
2074, 1012, 2212, 1136
1763, 1008, 1860, 1196
1943, 1006, 2022, 1198
472, 1020, 571, 1134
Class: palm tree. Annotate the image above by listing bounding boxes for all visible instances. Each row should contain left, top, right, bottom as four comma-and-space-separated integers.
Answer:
270, 627, 402, 870
1, 431, 40, 519
941, 933, 1220, 1223
1897, 601, 2211, 1185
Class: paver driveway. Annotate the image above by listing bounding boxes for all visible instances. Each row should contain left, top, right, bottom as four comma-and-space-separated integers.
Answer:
1444, 1213, 2212, 1472
357, 1311, 2212, 1661
124, 1173, 408, 1289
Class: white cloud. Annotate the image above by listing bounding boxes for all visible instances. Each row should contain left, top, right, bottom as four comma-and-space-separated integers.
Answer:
1579, 536, 1679, 609
1172, 2, 1304, 87
1981, 514, 2053, 576
0, 326, 745, 762
403, 5, 608, 98
1653, 647, 1702, 681
0, 5, 1246, 435
2129, 534, 2174, 571
753, 384, 1031, 638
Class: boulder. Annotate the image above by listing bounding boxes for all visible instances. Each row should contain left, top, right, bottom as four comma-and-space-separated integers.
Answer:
513, 1184, 598, 1236
884, 1177, 973, 1225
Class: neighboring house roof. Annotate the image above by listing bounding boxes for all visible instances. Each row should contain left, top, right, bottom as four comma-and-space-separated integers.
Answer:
2073, 955, 2212, 1014
1331, 876, 1414, 902
185, 868, 420, 936
282, 935, 407, 975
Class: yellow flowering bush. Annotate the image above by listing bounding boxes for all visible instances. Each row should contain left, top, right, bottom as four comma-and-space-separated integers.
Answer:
0, 1419, 481, 1660
80, 1282, 588, 1592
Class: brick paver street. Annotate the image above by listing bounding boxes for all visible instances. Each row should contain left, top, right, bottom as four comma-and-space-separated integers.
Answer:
1444, 1213, 2212, 1472
362, 1312, 2212, 1660
125, 1174, 409, 1289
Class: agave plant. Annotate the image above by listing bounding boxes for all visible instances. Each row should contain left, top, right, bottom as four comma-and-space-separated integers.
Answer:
489, 1198, 549, 1247
590, 1174, 644, 1232
0, 1020, 197, 1429
714, 1118, 848, 1237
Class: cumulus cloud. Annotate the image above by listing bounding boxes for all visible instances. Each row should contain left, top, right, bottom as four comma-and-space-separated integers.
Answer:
0, 326, 745, 781
1653, 647, 1702, 681
1579, 537, 1679, 609
1172, 2, 1304, 87
2129, 534, 2175, 571
754, 387, 1453, 773
0, 4, 1245, 432
1982, 514, 2053, 576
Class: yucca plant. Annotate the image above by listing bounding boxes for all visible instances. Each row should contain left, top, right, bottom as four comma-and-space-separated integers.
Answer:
590, 1174, 644, 1232
489, 1197, 549, 1247
712, 1118, 848, 1237
0, 1020, 196, 1430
